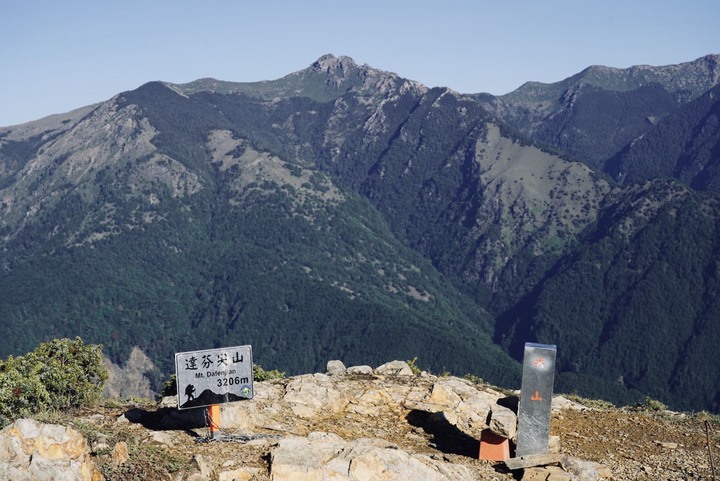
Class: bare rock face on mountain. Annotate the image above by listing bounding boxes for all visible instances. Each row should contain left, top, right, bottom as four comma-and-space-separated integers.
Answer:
103, 346, 159, 399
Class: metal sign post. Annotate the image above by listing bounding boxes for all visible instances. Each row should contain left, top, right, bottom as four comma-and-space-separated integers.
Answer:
208, 403, 221, 439
515, 342, 556, 457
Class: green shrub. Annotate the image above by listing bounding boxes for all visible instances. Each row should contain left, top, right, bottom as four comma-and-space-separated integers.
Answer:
253, 364, 285, 381
0, 366, 51, 423
565, 393, 615, 410
160, 374, 177, 397
637, 396, 667, 412
0, 337, 107, 424
463, 373, 484, 385
406, 357, 422, 376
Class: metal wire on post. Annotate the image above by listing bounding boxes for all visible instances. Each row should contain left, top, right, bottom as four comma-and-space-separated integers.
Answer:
200, 408, 215, 440
208, 415, 221, 432
707, 420, 717, 481
195, 432, 281, 444
209, 404, 222, 439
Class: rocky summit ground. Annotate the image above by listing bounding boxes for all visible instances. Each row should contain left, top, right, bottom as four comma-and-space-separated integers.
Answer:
2, 360, 719, 480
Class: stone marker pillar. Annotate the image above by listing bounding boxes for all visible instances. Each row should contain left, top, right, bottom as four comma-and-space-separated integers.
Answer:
515, 342, 556, 457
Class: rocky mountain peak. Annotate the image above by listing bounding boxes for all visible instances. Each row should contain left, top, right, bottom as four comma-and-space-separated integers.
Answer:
307, 53, 427, 97
310, 54, 361, 87
312, 53, 359, 74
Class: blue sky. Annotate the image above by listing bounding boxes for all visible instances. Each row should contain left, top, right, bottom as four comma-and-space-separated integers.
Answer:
1, 0, 718, 127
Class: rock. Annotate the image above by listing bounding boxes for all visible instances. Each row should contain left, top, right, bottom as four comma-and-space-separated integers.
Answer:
283, 374, 349, 419
488, 404, 517, 439
548, 435, 561, 453
552, 396, 587, 411
595, 464, 613, 478
326, 359, 346, 375
270, 431, 474, 481
522, 465, 573, 481
347, 365, 373, 375
0, 418, 102, 481
426, 410, 454, 428
115, 413, 130, 426
408, 378, 498, 439
350, 387, 397, 416
194, 453, 214, 477
427, 380, 463, 406
218, 466, 261, 480
505, 453, 565, 470
563, 456, 610, 480
222, 381, 286, 431
270, 432, 345, 480
185, 474, 208, 481
509, 454, 610, 481
220, 361, 505, 444
82, 414, 107, 424
375, 360, 414, 377
112, 441, 129, 465
92, 441, 110, 453
148, 430, 176, 446
159, 395, 178, 408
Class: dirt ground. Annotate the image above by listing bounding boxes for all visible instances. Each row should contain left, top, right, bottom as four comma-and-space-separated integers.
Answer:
552, 408, 719, 480
76, 385, 720, 481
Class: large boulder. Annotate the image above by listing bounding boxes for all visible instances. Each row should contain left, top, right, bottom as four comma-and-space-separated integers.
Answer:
223, 362, 514, 443
0, 418, 103, 481
406, 377, 513, 439
270, 431, 475, 481
283, 373, 350, 419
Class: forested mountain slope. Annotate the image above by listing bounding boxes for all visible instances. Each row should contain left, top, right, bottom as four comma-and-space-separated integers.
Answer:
2, 54, 720, 412
0, 75, 519, 385
606, 83, 720, 191
496, 179, 720, 411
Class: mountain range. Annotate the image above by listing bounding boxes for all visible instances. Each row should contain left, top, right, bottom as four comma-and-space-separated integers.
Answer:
1, 53, 719, 412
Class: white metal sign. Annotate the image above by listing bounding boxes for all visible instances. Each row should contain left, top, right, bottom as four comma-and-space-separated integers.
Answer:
174, 345, 253, 410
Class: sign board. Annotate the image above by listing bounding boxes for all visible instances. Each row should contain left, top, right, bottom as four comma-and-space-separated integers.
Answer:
175, 345, 253, 410
515, 342, 556, 457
